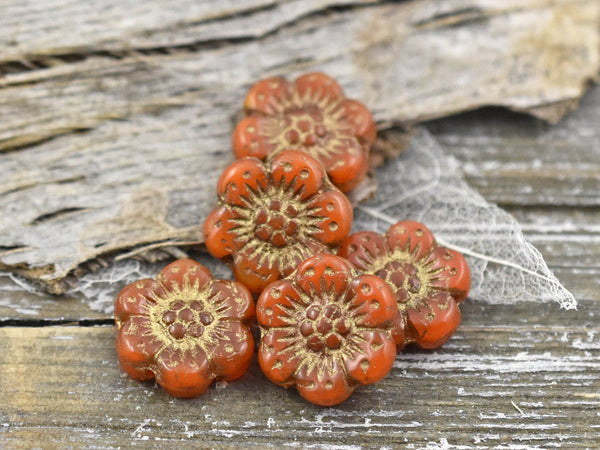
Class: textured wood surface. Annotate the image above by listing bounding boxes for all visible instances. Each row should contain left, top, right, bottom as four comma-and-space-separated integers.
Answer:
1, 300, 598, 448
1, 0, 599, 292
1, 0, 600, 448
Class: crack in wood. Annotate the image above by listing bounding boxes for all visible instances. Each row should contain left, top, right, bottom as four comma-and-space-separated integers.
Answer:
30, 207, 90, 225
0, 318, 114, 327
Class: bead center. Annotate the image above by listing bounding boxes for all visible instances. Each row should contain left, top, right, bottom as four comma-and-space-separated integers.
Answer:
376, 260, 430, 310
300, 303, 350, 353
161, 299, 214, 340
254, 199, 300, 247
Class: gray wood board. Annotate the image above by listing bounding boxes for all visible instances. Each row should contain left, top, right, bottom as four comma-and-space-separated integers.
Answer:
1, 299, 598, 448
1, 0, 599, 292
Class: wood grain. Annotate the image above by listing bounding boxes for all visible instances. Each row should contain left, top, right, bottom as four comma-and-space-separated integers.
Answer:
1, 0, 599, 291
1, 299, 598, 448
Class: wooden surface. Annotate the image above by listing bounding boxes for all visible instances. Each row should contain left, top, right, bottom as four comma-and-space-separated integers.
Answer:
1, 1, 600, 448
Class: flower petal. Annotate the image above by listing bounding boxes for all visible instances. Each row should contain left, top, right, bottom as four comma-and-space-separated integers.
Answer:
335, 98, 377, 145
294, 72, 345, 104
257, 279, 304, 328
296, 357, 354, 406
426, 247, 471, 303
209, 279, 255, 322
209, 321, 254, 381
406, 292, 461, 350
155, 346, 213, 398
115, 316, 163, 381
346, 274, 398, 328
258, 328, 301, 387
295, 255, 352, 298
217, 157, 268, 207
203, 206, 243, 259
114, 278, 161, 324
157, 259, 213, 293
232, 244, 282, 294
387, 221, 437, 262
338, 231, 388, 271
232, 115, 275, 160
270, 150, 325, 201
244, 76, 292, 114
344, 329, 396, 385
306, 190, 353, 246
320, 138, 369, 192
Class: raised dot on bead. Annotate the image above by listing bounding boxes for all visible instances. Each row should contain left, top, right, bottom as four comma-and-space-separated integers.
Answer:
307, 335, 324, 352
171, 300, 185, 310
199, 312, 213, 325
286, 129, 300, 144
178, 308, 194, 322
324, 304, 341, 319
300, 321, 314, 336
162, 311, 177, 325
168, 322, 186, 340
298, 120, 311, 132
325, 333, 342, 350
286, 204, 298, 217
187, 323, 204, 338
316, 318, 333, 335
306, 306, 320, 320
304, 134, 317, 146
335, 319, 349, 335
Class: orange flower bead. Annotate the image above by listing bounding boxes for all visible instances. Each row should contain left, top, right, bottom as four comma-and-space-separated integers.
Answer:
204, 149, 353, 294
114, 259, 255, 398
338, 221, 471, 351
257, 255, 398, 406
233, 72, 376, 192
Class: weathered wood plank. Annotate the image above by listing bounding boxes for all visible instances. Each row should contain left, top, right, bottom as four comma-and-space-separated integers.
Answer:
1, 0, 598, 291
427, 85, 600, 207
0, 0, 374, 63
1, 299, 598, 448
